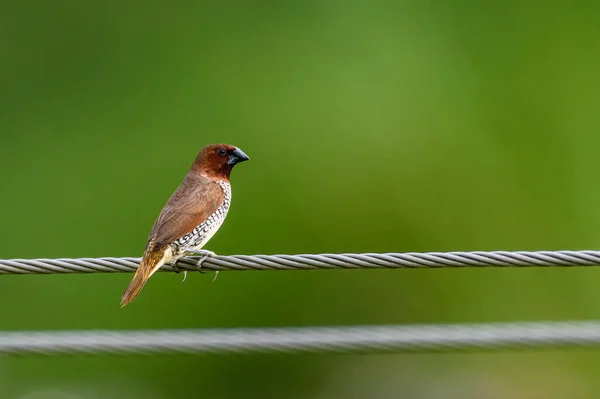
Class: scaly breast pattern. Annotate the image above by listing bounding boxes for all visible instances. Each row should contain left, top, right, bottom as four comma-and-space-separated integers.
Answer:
171, 180, 231, 256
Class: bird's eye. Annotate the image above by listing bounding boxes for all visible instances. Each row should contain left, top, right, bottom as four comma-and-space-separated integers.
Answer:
217, 148, 227, 156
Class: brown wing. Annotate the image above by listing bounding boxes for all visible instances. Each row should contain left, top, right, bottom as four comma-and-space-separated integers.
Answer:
146, 174, 224, 250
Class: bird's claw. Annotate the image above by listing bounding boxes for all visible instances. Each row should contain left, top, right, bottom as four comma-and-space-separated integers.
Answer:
197, 250, 216, 269
171, 262, 181, 273
176, 249, 218, 281
185, 249, 216, 271
170, 261, 188, 283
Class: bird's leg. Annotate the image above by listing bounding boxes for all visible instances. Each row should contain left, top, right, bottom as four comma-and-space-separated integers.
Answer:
171, 259, 188, 283
171, 259, 181, 273
186, 249, 219, 281
185, 249, 216, 272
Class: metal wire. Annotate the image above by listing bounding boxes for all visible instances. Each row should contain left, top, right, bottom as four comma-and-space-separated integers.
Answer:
2, 321, 600, 356
1, 250, 600, 275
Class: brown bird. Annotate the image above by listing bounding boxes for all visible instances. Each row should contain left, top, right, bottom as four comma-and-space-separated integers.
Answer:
120, 144, 250, 307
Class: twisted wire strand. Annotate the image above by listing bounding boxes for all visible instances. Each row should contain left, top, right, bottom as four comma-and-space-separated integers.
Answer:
2, 321, 600, 355
1, 250, 600, 274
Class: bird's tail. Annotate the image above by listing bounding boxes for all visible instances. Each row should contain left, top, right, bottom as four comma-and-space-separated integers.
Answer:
121, 245, 169, 307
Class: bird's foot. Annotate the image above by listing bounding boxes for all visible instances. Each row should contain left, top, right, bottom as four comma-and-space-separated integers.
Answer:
171, 260, 188, 283
185, 249, 216, 272
171, 261, 181, 273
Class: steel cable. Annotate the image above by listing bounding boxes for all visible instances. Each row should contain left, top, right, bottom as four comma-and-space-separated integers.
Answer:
1, 321, 600, 356
0, 251, 600, 274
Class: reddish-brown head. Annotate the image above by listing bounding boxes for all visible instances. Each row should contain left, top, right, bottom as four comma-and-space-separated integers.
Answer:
191, 143, 250, 179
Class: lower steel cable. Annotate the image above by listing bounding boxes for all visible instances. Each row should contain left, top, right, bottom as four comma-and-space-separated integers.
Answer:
1, 321, 600, 356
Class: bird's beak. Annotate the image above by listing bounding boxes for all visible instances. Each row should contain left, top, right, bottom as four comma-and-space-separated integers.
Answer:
228, 147, 250, 165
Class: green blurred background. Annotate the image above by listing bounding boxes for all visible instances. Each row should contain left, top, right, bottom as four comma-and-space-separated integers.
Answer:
2, 0, 600, 398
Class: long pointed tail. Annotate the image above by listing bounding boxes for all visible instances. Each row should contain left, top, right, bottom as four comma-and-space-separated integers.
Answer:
121, 246, 168, 307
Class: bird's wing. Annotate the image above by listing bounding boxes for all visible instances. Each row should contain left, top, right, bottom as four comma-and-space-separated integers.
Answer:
146, 174, 225, 250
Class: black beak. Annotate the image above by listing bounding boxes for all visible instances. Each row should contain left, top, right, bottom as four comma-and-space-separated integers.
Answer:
228, 147, 250, 165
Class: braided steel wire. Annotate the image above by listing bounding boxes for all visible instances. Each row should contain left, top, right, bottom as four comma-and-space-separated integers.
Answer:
1, 250, 600, 274
1, 321, 600, 355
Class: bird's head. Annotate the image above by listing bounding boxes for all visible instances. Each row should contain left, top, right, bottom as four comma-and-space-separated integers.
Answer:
192, 143, 250, 179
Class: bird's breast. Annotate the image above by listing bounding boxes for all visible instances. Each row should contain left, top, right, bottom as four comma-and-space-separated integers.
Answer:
171, 180, 232, 254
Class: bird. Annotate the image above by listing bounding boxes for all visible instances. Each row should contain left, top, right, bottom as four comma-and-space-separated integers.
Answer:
120, 143, 250, 307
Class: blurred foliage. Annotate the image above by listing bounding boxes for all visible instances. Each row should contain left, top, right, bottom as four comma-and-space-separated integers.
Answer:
2, 0, 600, 398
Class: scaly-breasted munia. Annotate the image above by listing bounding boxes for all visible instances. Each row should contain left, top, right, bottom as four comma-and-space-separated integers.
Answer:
121, 144, 250, 307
